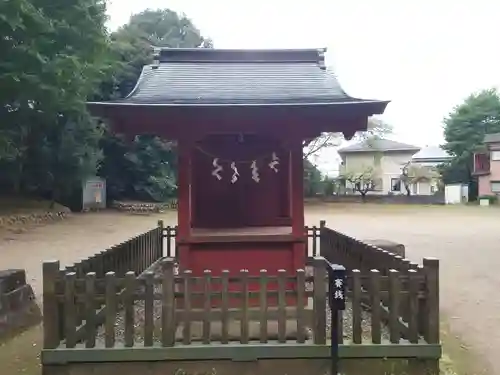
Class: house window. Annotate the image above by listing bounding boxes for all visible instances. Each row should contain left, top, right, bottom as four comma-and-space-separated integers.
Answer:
492, 151, 500, 161
391, 178, 401, 192
491, 181, 500, 193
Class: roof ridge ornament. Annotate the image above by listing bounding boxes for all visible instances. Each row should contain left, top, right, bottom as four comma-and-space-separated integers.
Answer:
318, 48, 326, 70
152, 47, 161, 69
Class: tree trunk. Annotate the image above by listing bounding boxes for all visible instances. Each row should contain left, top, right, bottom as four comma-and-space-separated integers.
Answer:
403, 182, 411, 196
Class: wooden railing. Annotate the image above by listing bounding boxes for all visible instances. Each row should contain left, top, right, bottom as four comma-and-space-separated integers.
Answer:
320, 226, 420, 274
42, 256, 439, 349
42, 225, 165, 346
63, 226, 164, 278
316, 226, 439, 343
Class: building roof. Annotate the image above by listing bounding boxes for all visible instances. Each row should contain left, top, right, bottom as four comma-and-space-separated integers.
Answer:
337, 139, 420, 154
484, 133, 500, 143
411, 145, 452, 161
87, 48, 389, 110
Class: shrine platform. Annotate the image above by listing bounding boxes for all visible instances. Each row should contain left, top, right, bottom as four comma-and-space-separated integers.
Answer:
187, 226, 294, 243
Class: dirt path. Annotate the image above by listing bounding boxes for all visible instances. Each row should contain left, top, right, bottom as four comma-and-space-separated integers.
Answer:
307, 204, 500, 375
0, 211, 177, 296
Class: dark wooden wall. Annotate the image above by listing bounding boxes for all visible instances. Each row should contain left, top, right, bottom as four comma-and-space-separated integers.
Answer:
191, 134, 290, 228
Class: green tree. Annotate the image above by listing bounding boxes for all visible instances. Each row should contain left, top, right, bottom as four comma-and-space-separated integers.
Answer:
304, 159, 323, 197
99, 132, 177, 202
339, 165, 380, 200
400, 163, 440, 196
0, 0, 109, 205
442, 89, 500, 194
94, 8, 212, 102
322, 176, 339, 196
95, 8, 211, 203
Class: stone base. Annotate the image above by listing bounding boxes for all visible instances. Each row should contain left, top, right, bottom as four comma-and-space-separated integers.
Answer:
175, 319, 312, 342
43, 358, 439, 375
0, 269, 26, 294
364, 239, 405, 258
0, 270, 42, 342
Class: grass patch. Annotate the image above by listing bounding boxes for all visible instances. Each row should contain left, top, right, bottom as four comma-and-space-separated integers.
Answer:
439, 317, 492, 375
0, 324, 42, 375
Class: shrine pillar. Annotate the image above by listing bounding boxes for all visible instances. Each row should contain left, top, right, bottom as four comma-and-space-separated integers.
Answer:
177, 138, 192, 266
290, 139, 306, 273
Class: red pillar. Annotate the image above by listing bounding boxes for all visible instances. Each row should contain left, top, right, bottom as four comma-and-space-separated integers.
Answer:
177, 139, 192, 269
290, 140, 306, 274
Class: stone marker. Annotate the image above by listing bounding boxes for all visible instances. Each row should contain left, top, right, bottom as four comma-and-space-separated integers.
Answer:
0, 269, 42, 341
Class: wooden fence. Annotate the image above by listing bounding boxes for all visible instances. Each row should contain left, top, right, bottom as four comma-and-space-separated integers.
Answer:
310, 223, 439, 344
42, 255, 439, 349
43, 224, 165, 345
64, 226, 163, 278
319, 225, 420, 275
42, 222, 440, 373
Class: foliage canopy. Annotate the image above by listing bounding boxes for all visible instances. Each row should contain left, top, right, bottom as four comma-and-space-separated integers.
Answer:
441, 88, 500, 196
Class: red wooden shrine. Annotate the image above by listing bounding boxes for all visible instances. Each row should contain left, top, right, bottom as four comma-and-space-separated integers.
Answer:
88, 48, 389, 306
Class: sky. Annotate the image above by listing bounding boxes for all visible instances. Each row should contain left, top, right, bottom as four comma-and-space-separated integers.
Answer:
106, 0, 500, 174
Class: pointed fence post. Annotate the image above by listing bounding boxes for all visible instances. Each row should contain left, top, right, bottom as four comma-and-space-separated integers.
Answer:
43, 261, 60, 349
319, 220, 326, 259
157, 220, 165, 257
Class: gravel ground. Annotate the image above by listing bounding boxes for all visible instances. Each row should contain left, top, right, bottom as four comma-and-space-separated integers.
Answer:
95, 263, 390, 344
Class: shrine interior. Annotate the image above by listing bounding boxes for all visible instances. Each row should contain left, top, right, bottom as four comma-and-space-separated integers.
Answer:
191, 133, 290, 231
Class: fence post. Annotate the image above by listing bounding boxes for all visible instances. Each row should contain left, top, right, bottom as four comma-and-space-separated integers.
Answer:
423, 258, 440, 344
319, 220, 327, 260
312, 256, 327, 344
161, 258, 175, 347
43, 261, 60, 349
158, 220, 165, 258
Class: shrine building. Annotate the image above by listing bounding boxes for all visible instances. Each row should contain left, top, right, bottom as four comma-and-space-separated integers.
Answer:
87, 48, 389, 304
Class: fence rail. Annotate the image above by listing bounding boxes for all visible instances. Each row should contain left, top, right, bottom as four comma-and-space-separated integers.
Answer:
43, 255, 439, 349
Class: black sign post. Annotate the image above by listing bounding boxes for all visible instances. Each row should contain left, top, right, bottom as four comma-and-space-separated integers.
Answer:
327, 262, 346, 375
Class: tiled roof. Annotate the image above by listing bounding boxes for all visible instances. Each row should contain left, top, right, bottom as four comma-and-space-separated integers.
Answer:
338, 139, 420, 154
484, 133, 500, 143
411, 145, 451, 161
89, 48, 389, 109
